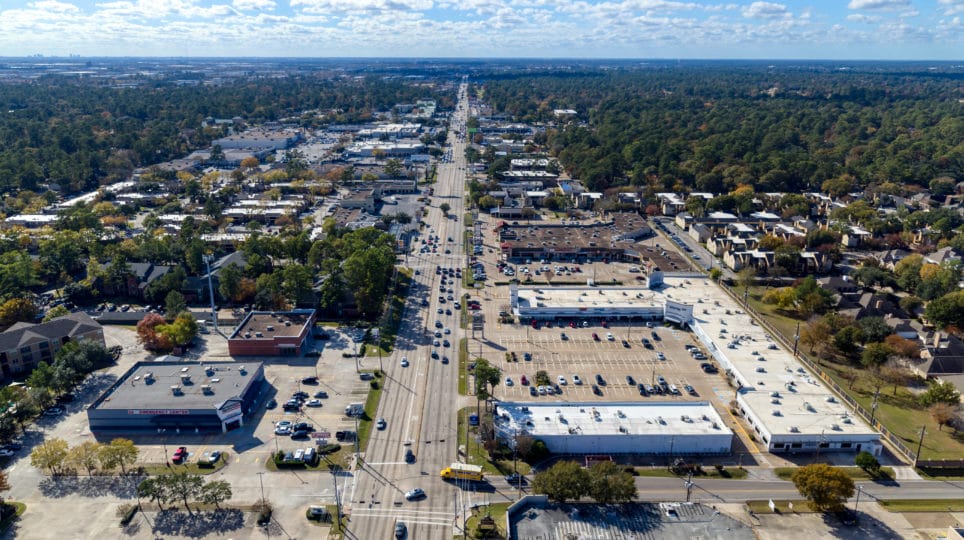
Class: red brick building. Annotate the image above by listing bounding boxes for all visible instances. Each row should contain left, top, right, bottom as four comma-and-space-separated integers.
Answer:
228, 310, 316, 357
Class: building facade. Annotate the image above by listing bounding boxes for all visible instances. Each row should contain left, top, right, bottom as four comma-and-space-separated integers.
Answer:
87, 361, 266, 435
0, 312, 104, 380
228, 310, 316, 356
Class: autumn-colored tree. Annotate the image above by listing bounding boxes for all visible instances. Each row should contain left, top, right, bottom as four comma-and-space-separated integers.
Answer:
791, 464, 854, 512
136, 312, 172, 351
929, 403, 958, 431
240, 156, 260, 169
884, 334, 920, 359
0, 297, 38, 329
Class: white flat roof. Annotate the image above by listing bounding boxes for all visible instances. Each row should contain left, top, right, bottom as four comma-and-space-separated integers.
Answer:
495, 401, 732, 438
513, 277, 877, 441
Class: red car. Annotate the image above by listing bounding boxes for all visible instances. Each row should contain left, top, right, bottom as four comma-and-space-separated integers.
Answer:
601, 320, 609, 328
520, 375, 529, 385
531, 319, 538, 328
172, 446, 188, 463
569, 321, 577, 328
592, 333, 600, 341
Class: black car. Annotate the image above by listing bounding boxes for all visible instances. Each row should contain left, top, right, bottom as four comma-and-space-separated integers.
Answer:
592, 384, 602, 396
293, 391, 309, 400
552, 383, 562, 394
651, 331, 660, 341
282, 401, 300, 411
595, 374, 605, 386
637, 383, 647, 396
505, 473, 526, 485
529, 385, 537, 396
301, 376, 319, 385
290, 430, 309, 440
405, 448, 416, 463
266, 398, 277, 409
293, 422, 313, 432
625, 375, 635, 386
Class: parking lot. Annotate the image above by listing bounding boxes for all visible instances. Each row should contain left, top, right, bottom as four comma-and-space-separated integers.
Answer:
490, 321, 729, 404
512, 501, 756, 540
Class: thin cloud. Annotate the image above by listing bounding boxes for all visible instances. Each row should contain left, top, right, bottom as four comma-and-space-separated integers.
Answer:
742, 1, 788, 19
847, 0, 910, 10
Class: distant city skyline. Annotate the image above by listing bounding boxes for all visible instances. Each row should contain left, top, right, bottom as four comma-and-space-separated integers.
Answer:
0, 0, 960, 60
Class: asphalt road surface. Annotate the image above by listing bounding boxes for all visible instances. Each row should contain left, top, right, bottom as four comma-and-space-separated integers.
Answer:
348, 82, 472, 540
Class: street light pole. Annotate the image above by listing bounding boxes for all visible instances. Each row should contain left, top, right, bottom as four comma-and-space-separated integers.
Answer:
793, 321, 800, 357
853, 485, 862, 520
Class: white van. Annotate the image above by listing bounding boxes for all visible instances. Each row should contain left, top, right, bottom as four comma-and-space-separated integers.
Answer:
303, 447, 316, 464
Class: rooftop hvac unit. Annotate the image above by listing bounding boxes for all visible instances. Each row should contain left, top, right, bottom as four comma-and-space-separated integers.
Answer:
772, 410, 782, 416
788, 426, 799, 433
266, 326, 275, 331
285, 321, 291, 327
842, 417, 853, 424
210, 378, 221, 383
181, 367, 189, 373
239, 366, 247, 375
144, 372, 154, 380
171, 386, 182, 395
255, 332, 263, 338
180, 374, 191, 383
831, 424, 841, 431
201, 385, 212, 394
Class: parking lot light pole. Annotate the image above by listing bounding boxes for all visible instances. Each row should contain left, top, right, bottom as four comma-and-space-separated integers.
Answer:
256, 472, 266, 514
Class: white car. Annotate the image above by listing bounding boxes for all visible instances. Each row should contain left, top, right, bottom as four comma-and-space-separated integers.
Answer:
306, 399, 322, 407
557, 375, 567, 385
572, 375, 582, 385
606, 332, 615, 341
400, 357, 409, 367
656, 352, 666, 361
505, 377, 513, 387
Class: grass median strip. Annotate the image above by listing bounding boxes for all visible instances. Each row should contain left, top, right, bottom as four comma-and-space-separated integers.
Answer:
773, 466, 894, 481
878, 499, 964, 512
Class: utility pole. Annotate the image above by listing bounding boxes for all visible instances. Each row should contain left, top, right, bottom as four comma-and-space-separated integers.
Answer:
331, 466, 342, 526
256, 472, 266, 514
870, 388, 880, 426
203, 255, 219, 335
914, 426, 926, 467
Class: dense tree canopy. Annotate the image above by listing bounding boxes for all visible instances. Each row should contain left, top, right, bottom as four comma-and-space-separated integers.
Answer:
481, 67, 961, 194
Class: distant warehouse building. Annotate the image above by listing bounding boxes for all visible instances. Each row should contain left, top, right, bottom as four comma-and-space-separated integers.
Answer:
494, 402, 733, 455
88, 361, 265, 435
228, 310, 316, 357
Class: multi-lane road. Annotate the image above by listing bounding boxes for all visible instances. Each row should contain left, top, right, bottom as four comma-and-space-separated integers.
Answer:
348, 83, 473, 540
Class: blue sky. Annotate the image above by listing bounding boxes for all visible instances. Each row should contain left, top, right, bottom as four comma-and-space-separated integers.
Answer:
0, 0, 960, 59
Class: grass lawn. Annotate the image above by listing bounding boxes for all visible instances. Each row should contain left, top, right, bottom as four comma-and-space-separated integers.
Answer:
458, 338, 469, 395
462, 502, 510, 539
264, 446, 349, 472
0, 502, 26, 534
878, 499, 964, 512
736, 285, 964, 462
325, 504, 349, 538
366, 269, 413, 356
464, 212, 474, 228
746, 500, 816, 514
773, 466, 894, 481
139, 455, 229, 476
455, 407, 531, 477
356, 374, 384, 453
634, 466, 748, 479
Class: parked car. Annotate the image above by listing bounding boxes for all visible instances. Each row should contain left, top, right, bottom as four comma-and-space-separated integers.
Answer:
306, 399, 322, 407
377, 418, 387, 430
572, 375, 582, 385
404, 488, 425, 500
172, 446, 188, 463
